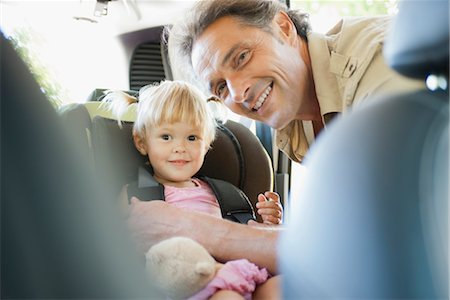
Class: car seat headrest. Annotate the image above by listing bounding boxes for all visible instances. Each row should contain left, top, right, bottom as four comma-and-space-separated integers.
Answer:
86, 88, 139, 102
91, 116, 148, 197
384, 0, 449, 80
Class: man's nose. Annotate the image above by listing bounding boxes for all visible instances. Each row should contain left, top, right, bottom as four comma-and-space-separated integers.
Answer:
228, 77, 250, 103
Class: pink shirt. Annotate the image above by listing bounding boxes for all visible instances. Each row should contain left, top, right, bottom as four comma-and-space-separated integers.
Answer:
163, 178, 222, 219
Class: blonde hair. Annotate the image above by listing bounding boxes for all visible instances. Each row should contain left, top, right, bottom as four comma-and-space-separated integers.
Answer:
102, 80, 217, 146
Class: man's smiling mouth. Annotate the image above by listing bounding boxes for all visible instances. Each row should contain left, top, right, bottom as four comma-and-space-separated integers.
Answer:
252, 84, 272, 111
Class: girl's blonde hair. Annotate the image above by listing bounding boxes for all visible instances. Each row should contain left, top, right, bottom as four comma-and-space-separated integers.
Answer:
103, 80, 217, 146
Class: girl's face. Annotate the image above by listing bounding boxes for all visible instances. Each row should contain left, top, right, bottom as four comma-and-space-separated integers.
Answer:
137, 122, 209, 187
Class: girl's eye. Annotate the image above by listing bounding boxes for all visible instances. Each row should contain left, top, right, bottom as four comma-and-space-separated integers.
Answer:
161, 134, 171, 140
188, 135, 197, 141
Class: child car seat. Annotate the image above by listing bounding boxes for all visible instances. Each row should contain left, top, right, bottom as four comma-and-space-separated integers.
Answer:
59, 100, 274, 222
279, 0, 448, 298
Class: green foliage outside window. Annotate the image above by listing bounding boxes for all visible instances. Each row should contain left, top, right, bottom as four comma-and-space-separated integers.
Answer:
8, 27, 68, 108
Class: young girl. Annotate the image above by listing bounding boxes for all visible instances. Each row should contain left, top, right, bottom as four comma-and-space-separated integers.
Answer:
104, 80, 282, 224
104, 80, 282, 299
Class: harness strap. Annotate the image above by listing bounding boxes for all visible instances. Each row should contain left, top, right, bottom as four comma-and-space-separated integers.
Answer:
127, 165, 164, 203
200, 176, 256, 224
127, 166, 255, 224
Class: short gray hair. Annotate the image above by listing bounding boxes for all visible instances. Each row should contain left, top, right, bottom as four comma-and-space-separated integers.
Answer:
166, 0, 310, 84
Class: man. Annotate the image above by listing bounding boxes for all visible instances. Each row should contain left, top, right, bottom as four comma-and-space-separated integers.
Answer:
168, 0, 424, 162
128, 0, 423, 275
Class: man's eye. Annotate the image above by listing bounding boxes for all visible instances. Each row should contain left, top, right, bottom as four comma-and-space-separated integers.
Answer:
216, 82, 227, 98
188, 135, 197, 141
237, 50, 250, 66
161, 134, 170, 140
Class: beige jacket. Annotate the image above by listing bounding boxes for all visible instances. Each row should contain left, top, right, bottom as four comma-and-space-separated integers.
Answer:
276, 16, 424, 162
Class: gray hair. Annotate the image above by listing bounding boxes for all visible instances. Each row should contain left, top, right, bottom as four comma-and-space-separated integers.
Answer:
166, 0, 310, 84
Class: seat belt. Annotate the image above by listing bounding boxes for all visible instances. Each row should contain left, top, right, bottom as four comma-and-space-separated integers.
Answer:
255, 121, 290, 208
256, 121, 273, 160
127, 165, 164, 202
127, 166, 256, 224
201, 176, 256, 224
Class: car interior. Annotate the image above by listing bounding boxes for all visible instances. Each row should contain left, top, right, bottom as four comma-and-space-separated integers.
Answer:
1, 0, 448, 298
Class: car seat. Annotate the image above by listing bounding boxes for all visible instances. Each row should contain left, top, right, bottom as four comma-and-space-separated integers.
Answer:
279, 0, 448, 298
59, 97, 274, 222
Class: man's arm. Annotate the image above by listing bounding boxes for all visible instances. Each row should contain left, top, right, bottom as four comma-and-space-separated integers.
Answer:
127, 198, 280, 274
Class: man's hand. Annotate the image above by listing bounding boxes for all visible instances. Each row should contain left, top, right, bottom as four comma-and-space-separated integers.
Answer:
127, 198, 181, 254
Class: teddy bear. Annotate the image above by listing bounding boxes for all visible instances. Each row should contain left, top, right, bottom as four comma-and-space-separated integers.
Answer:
145, 236, 220, 299
145, 237, 269, 300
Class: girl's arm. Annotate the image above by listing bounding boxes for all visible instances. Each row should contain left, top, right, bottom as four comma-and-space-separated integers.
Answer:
255, 192, 283, 225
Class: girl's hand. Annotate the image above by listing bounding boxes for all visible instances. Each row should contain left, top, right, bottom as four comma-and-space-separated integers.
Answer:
255, 191, 283, 225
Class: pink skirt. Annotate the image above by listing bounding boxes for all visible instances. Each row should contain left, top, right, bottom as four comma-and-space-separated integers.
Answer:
188, 259, 269, 300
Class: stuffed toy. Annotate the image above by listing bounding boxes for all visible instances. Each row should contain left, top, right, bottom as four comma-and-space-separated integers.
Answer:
145, 236, 219, 299
145, 237, 269, 300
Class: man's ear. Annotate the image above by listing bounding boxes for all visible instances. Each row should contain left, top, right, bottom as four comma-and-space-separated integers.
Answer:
133, 132, 147, 155
274, 11, 297, 45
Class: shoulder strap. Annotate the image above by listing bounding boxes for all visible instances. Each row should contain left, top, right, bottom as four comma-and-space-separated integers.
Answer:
127, 165, 164, 203
201, 176, 256, 224
128, 167, 256, 224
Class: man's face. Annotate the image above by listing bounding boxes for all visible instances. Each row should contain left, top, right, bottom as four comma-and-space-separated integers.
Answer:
192, 14, 309, 130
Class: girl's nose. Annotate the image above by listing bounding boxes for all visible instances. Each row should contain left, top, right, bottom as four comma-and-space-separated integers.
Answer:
173, 143, 186, 153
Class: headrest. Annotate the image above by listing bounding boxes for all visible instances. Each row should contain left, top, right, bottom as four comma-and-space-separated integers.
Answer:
86, 88, 138, 102
384, 0, 449, 79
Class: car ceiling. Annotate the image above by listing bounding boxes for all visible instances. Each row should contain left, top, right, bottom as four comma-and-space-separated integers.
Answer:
1, 0, 197, 36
